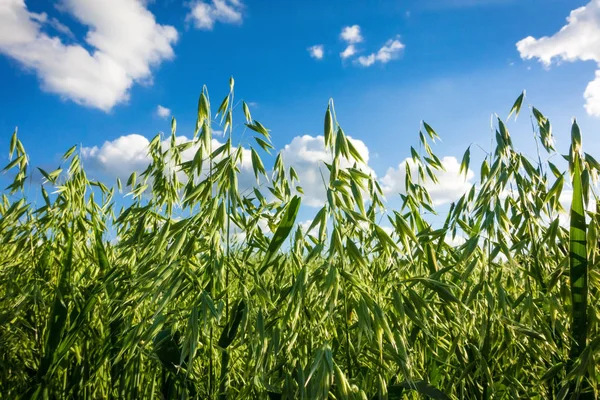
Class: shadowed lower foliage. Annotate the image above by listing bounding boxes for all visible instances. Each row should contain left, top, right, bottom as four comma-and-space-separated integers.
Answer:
0, 84, 599, 399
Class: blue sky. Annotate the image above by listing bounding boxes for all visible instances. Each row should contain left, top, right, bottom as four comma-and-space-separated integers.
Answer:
0, 0, 598, 222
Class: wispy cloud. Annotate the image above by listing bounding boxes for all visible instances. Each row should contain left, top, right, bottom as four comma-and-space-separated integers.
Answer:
29, 12, 75, 39
357, 37, 405, 67
340, 44, 357, 59
186, 0, 244, 30
156, 105, 171, 118
424, 0, 514, 9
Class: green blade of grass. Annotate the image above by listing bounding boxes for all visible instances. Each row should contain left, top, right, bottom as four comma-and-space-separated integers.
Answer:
568, 120, 588, 371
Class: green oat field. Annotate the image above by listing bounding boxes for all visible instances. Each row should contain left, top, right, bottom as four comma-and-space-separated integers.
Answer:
1, 85, 599, 399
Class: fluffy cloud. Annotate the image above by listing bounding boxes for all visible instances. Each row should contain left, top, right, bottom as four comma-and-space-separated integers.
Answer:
80, 132, 472, 210
380, 156, 475, 206
584, 71, 600, 115
186, 0, 243, 30
357, 37, 405, 67
81, 133, 254, 189
0, 0, 178, 111
340, 44, 357, 59
82, 133, 371, 208
156, 105, 171, 118
81, 134, 153, 180
280, 135, 372, 207
340, 25, 363, 44
516, 1, 600, 116
308, 45, 324, 60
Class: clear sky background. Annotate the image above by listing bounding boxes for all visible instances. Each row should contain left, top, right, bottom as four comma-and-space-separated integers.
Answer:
0, 0, 599, 226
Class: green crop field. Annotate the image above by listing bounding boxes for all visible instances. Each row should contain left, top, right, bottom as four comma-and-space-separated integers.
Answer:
1, 84, 599, 399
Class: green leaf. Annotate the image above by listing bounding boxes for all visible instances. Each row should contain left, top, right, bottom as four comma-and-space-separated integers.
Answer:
388, 380, 451, 400
569, 133, 588, 363
346, 138, 364, 163
374, 225, 399, 252
198, 92, 210, 125
346, 238, 366, 268
217, 94, 229, 118
508, 90, 525, 120
335, 127, 349, 160
9, 129, 17, 160
541, 363, 565, 382
460, 146, 470, 178
243, 101, 252, 123
2, 155, 25, 172
126, 172, 137, 187
324, 105, 333, 148
37, 225, 74, 382
218, 300, 246, 349
38, 168, 62, 184
259, 196, 302, 273
422, 122, 440, 140
251, 148, 266, 179
415, 278, 460, 304
306, 206, 326, 236
255, 136, 274, 153
247, 121, 270, 139
62, 145, 77, 160
571, 118, 582, 154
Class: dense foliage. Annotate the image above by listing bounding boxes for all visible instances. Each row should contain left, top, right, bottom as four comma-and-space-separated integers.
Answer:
1, 83, 599, 399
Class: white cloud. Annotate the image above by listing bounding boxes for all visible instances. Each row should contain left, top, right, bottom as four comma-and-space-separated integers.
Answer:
427, 0, 513, 8
584, 70, 600, 115
81, 132, 478, 216
48, 18, 74, 38
186, 0, 243, 30
557, 189, 597, 226
81, 133, 254, 188
357, 54, 376, 67
280, 135, 372, 207
298, 219, 318, 235
379, 225, 394, 236
0, 0, 178, 111
445, 234, 466, 247
29, 12, 74, 38
81, 134, 152, 180
308, 44, 324, 60
82, 133, 372, 209
156, 105, 171, 118
516, 1, 600, 116
340, 44, 357, 59
376, 38, 405, 62
380, 156, 475, 206
357, 37, 404, 67
340, 25, 363, 44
